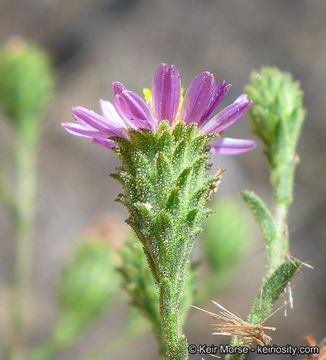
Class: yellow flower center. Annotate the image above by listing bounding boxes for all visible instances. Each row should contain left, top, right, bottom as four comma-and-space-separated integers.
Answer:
143, 88, 184, 127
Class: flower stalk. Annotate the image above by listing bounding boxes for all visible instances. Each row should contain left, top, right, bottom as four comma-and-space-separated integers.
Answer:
225, 67, 305, 360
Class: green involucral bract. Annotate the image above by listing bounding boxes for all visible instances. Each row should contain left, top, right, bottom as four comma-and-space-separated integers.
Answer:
111, 120, 217, 359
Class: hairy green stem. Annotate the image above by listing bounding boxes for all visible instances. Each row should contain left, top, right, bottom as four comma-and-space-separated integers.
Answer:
268, 202, 288, 274
159, 279, 188, 360
152, 309, 167, 357
226, 190, 291, 360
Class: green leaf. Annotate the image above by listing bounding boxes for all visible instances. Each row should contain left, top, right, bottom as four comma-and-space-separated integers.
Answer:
241, 191, 276, 244
248, 259, 301, 324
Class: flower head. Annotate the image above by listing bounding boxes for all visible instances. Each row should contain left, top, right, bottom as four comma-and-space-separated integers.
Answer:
62, 63, 255, 155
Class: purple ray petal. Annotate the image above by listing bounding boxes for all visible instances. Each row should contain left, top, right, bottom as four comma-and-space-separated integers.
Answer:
113, 100, 137, 130
115, 90, 157, 130
99, 99, 127, 128
198, 80, 231, 126
152, 63, 181, 124
201, 95, 252, 134
112, 82, 140, 130
71, 106, 126, 137
62, 122, 111, 139
112, 82, 139, 129
181, 71, 216, 125
113, 81, 126, 96
93, 138, 116, 148
209, 138, 256, 155
115, 94, 150, 129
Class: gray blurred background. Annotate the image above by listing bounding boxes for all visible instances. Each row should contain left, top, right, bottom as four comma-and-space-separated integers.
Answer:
0, 0, 325, 359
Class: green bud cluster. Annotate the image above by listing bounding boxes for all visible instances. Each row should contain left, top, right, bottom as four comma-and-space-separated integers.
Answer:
112, 120, 217, 359
246, 67, 305, 206
0, 38, 54, 142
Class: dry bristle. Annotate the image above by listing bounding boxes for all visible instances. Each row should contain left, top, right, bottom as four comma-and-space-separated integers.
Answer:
192, 301, 277, 346
205, 168, 226, 202
288, 254, 313, 270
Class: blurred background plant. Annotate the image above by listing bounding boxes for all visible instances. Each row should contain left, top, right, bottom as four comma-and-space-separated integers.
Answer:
29, 238, 120, 360
0, 38, 54, 359
0, 1, 325, 359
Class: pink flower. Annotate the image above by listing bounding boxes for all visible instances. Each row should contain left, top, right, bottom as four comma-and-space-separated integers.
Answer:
62, 63, 255, 155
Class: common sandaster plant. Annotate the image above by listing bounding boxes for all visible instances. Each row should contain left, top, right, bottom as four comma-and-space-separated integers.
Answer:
62, 63, 255, 360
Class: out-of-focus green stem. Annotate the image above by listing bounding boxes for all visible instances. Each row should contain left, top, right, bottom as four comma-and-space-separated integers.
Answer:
11, 127, 39, 359
0, 166, 18, 224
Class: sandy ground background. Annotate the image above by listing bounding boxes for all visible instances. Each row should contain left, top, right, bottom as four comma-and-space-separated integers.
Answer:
0, 0, 325, 359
